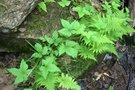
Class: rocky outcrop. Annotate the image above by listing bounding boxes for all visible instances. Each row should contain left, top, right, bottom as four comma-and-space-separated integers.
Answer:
0, 0, 38, 33
129, 0, 135, 27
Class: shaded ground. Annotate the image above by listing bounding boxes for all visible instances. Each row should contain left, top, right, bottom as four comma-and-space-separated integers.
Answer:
0, 45, 134, 90
78, 46, 135, 90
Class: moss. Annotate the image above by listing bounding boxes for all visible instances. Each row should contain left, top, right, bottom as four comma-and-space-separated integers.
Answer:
21, 3, 70, 38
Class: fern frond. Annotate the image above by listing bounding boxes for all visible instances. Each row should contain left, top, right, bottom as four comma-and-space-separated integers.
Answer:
79, 45, 96, 61
58, 73, 81, 90
91, 43, 117, 56
35, 72, 58, 90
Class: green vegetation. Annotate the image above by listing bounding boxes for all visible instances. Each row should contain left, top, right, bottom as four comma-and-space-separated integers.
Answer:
8, 0, 134, 90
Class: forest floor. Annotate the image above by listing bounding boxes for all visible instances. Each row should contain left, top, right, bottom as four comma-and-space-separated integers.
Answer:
0, 45, 134, 90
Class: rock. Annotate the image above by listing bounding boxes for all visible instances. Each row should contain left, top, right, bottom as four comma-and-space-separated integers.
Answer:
19, 28, 26, 32
0, 0, 38, 32
2, 85, 14, 90
129, 0, 135, 27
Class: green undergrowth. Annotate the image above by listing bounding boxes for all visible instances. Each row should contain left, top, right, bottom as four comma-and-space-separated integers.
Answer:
23, 3, 70, 38
8, 0, 134, 90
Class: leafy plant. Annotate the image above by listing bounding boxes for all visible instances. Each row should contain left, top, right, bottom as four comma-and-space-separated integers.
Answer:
73, 3, 96, 18
38, 0, 55, 12
8, 60, 32, 84
58, 73, 80, 90
38, 2, 47, 12
8, 0, 134, 90
58, 40, 79, 58
58, 0, 71, 7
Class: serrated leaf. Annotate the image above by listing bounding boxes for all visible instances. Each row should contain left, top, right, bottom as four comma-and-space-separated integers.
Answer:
66, 47, 78, 58
34, 43, 43, 53
39, 66, 49, 79
20, 59, 28, 71
58, 0, 71, 7
59, 28, 72, 37
61, 19, 70, 28
32, 52, 42, 58
52, 31, 58, 39
48, 64, 61, 72
73, 6, 84, 18
38, 2, 47, 12
8, 68, 19, 76
38, 37, 46, 42
8, 60, 32, 84
45, 35, 54, 45
15, 76, 25, 84
65, 40, 78, 47
71, 20, 80, 30
58, 44, 66, 55
42, 46, 49, 55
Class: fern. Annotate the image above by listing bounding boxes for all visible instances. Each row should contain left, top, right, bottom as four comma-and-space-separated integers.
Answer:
58, 73, 81, 90
35, 73, 58, 90
8, 1, 135, 90
79, 45, 96, 61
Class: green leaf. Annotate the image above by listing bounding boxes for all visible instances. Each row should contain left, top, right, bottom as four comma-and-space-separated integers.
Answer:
32, 52, 42, 58
59, 28, 72, 37
58, 73, 81, 90
61, 19, 70, 28
38, 36, 46, 42
44, 73, 58, 90
44, 0, 55, 3
45, 35, 54, 45
41, 57, 61, 73
66, 47, 78, 58
34, 43, 43, 53
52, 31, 58, 39
58, 44, 66, 55
15, 76, 25, 84
35, 73, 58, 90
109, 85, 113, 90
73, 4, 95, 18
48, 64, 61, 72
38, 2, 47, 12
79, 45, 96, 61
23, 88, 32, 90
42, 46, 49, 55
58, 0, 71, 7
39, 66, 49, 79
8, 68, 19, 76
65, 40, 78, 47
58, 40, 79, 58
73, 6, 84, 18
20, 59, 28, 71
8, 60, 32, 84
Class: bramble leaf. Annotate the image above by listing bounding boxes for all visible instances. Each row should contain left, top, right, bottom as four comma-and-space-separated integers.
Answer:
58, 40, 79, 58
58, 0, 71, 7
34, 43, 43, 53
8, 60, 32, 84
38, 2, 47, 12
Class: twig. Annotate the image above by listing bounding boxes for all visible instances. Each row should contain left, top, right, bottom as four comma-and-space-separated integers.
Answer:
0, 3, 8, 9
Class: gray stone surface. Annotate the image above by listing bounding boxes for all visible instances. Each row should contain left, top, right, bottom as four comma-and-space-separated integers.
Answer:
0, 0, 38, 32
129, 0, 135, 27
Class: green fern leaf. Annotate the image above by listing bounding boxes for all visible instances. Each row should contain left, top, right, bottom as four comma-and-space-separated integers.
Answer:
79, 45, 96, 61
58, 73, 81, 90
